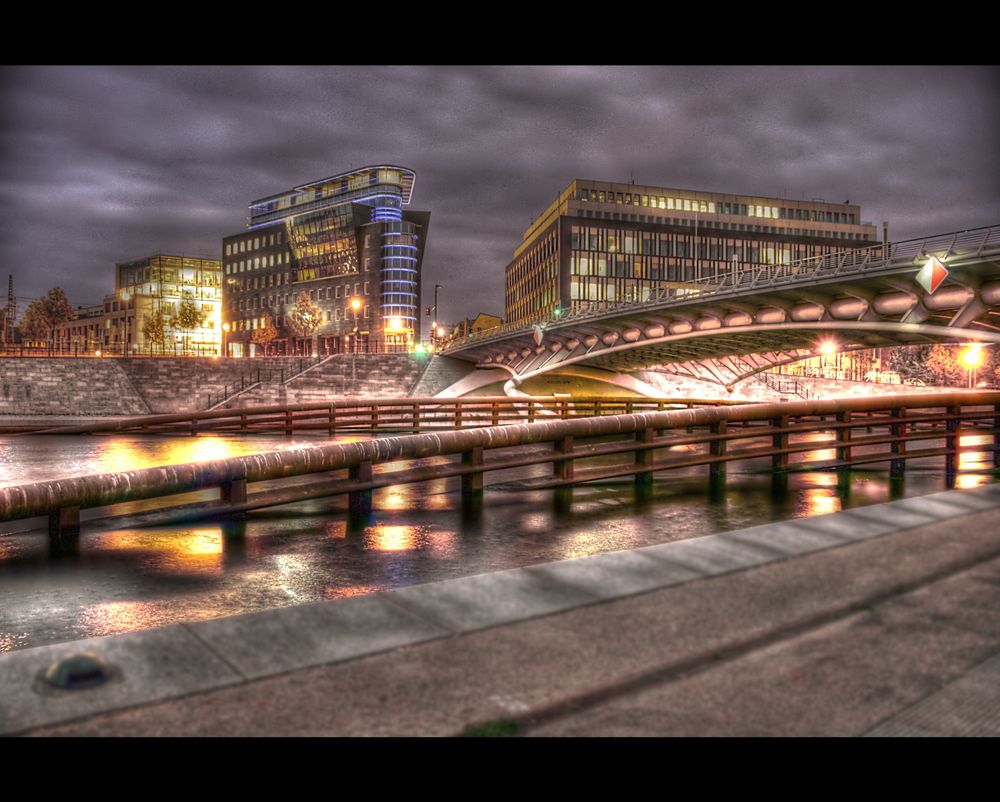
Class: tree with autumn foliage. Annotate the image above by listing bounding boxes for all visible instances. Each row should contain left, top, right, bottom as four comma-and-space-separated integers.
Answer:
287, 292, 322, 355
20, 287, 74, 354
885, 344, 998, 388
251, 316, 278, 356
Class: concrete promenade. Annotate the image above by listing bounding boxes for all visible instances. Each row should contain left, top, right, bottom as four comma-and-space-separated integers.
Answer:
3, 483, 1000, 736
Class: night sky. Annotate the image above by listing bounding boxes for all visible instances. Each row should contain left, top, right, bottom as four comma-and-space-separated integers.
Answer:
1, 65, 998, 333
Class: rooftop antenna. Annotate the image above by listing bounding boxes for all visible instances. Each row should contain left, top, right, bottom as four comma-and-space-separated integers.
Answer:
7, 274, 13, 323
629, 169, 635, 185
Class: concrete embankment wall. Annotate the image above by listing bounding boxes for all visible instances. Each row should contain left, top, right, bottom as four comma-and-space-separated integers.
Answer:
224, 354, 429, 408
0, 358, 150, 416
0, 356, 441, 417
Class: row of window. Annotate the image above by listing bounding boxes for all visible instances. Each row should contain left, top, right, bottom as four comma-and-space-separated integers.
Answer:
226, 303, 373, 332
225, 231, 284, 256
577, 188, 858, 225
225, 252, 290, 274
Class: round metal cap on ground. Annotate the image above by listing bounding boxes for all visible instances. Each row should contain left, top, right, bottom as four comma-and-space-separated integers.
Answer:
44, 652, 113, 690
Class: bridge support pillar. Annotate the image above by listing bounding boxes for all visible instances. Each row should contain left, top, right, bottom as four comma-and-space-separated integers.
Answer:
48, 506, 80, 554
709, 421, 727, 486
461, 447, 484, 496
890, 407, 907, 479
771, 415, 789, 494
945, 405, 960, 488
349, 461, 373, 517
635, 427, 655, 494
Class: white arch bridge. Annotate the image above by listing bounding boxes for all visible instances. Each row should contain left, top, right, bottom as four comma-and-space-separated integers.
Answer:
442, 225, 1000, 395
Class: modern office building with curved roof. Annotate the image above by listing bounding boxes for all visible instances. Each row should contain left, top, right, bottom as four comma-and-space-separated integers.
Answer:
223, 165, 430, 356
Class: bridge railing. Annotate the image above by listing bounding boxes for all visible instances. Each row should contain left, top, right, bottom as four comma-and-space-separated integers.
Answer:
4, 392, 999, 547
448, 224, 1000, 351
0, 395, 744, 437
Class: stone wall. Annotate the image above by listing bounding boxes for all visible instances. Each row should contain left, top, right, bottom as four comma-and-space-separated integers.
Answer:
0, 358, 150, 416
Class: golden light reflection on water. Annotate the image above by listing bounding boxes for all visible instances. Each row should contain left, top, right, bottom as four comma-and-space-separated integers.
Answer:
377, 473, 452, 511
323, 584, 384, 600
77, 600, 163, 637
369, 525, 419, 551
359, 523, 456, 557
95, 527, 224, 574
800, 471, 841, 516
956, 434, 991, 489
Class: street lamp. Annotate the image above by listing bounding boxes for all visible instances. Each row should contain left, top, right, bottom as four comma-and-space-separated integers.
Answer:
961, 344, 983, 388
222, 322, 230, 358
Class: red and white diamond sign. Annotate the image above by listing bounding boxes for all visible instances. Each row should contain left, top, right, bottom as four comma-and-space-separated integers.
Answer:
916, 256, 949, 294
532, 324, 544, 346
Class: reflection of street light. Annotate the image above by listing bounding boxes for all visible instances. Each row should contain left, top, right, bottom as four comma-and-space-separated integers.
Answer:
222, 322, 230, 358
961, 344, 983, 388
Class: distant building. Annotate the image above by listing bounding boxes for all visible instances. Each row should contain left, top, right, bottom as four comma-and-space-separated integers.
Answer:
222, 165, 431, 357
55, 254, 222, 355
504, 179, 881, 326
449, 312, 503, 341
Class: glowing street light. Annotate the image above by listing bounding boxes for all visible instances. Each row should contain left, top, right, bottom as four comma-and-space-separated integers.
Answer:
961, 344, 984, 388
819, 340, 838, 357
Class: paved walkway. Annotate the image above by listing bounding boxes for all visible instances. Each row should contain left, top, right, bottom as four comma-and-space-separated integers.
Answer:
3, 483, 1000, 736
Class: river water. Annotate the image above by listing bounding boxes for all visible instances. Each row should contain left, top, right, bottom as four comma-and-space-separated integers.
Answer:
0, 429, 993, 653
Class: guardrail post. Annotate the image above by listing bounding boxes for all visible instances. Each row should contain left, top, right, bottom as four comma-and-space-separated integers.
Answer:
329, 404, 337, 435
412, 403, 420, 433
492, 402, 499, 426
635, 427, 655, 493
945, 405, 960, 488
371, 404, 379, 430
709, 420, 727, 485
348, 461, 373, 516
48, 506, 80, 553
528, 402, 536, 423
220, 478, 247, 503
772, 415, 789, 493
461, 447, 484, 496
240, 413, 248, 432
554, 435, 574, 481
455, 403, 462, 429
890, 406, 906, 479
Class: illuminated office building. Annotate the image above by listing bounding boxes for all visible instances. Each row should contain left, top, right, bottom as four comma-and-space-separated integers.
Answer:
222, 165, 430, 356
505, 179, 881, 326
56, 254, 222, 354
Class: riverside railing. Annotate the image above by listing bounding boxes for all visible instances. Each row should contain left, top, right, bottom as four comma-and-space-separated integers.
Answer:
2, 392, 998, 549
0, 396, 742, 436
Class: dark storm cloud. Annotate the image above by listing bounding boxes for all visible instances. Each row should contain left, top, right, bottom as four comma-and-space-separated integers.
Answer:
1, 65, 997, 325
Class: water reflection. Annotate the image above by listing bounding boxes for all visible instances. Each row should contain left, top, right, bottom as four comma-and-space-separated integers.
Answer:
957, 434, 991, 489
1, 428, 997, 654
90, 527, 224, 575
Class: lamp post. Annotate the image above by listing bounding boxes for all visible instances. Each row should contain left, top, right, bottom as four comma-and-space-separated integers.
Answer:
222, 322, 230, 358
961, 344, 983, 389
432, 283, 442, 349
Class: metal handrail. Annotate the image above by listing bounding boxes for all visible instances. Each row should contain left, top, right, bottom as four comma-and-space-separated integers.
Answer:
4, 391, 998, 532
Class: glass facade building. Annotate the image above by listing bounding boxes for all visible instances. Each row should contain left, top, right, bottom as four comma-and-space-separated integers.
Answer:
505, 179, 881, 326
223, 165, 429, 356
55, 254, 222, 355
